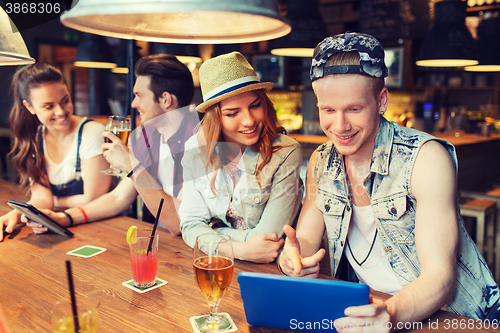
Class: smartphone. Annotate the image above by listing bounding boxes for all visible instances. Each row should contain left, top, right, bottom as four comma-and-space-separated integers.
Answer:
7, 200, 74, 237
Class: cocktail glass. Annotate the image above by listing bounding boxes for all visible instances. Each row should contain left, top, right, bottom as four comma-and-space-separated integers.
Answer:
51, 296, 99, 333
129, 228, 158, 288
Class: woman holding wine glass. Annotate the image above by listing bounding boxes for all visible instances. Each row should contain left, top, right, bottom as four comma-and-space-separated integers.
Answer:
180, 52, 303, 264
0, 63, 111, 241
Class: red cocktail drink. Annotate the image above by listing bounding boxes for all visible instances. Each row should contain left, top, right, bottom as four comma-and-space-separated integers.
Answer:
128, 229, 158, 288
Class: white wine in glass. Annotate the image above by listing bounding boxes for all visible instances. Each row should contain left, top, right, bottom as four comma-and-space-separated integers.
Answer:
102, 115, 131, 176
193, 233, 234, 332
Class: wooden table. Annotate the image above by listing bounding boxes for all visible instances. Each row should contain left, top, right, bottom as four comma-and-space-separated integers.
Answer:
0, 180, 498, 332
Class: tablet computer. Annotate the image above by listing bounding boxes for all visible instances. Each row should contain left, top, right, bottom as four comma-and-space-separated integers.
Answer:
238, 272, 369, 332
7, 200, 74, 237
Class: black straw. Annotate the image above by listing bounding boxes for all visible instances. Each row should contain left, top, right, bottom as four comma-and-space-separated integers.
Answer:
147, 198, 163, 255
126, 161, 143, 178
65, 260, 80, 332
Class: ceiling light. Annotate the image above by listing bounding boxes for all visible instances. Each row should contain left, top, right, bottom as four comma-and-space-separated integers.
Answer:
270, 0, 326, 57
0, 7, 35, 65
465, 12, 500, 72
416, 0, 477, 67
74, 33, 117, 69
61, 0, 291, 44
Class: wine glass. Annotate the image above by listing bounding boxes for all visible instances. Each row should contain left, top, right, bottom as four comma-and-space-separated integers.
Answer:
193, 233, 234, 332
102, 115, 131, 176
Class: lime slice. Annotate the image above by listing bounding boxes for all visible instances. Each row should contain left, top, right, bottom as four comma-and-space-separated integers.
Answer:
126, 226, 137, 244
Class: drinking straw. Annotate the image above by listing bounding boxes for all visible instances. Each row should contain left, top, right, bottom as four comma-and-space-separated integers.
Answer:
65, 260, 80, 332
141, 125, 155, 164
147, 198, 164, 255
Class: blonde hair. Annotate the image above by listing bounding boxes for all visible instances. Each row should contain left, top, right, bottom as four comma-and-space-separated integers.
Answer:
325, 51, 385, 96
197, 89, 285, 195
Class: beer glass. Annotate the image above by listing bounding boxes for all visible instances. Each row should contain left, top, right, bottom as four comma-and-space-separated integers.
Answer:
193, 233, 234, 332
102, 115, 131, 176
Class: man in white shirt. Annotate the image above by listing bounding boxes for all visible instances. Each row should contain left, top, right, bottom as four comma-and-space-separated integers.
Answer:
26, 54, 198, 235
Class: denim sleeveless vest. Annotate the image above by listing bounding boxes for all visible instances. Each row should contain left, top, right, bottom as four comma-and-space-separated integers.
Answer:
314, 117, 499, 320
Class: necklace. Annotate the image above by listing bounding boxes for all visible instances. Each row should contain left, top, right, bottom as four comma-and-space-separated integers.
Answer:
346, 229, 378, 266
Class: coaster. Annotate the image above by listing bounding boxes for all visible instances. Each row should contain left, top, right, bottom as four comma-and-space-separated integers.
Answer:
67, 245, 107, 258
121, 278, 168, 293
189, 313, 237, 333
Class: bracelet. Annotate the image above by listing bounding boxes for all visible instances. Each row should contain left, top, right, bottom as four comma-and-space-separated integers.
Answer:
76, 207, 88, 223
62, 211, 73, 227
126, 161, 143, 178
276, 251, 288, 276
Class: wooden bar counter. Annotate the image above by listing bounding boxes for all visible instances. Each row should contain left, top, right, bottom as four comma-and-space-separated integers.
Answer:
0, 179, 498, 332
289, 132, 500, 191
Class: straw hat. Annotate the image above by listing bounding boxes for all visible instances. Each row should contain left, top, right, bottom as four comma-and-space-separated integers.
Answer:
196, 51, 273, 112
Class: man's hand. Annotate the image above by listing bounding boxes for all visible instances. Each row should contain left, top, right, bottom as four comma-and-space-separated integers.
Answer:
279, 225, 325, 277
0, 210, 21, 242
334, 297, 392, 333
102, 132, 132, 173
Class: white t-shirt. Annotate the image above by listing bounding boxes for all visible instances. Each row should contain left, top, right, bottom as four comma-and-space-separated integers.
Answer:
345, 204, 403, 295
43, 118, 105, 187
157, 138, 175, 197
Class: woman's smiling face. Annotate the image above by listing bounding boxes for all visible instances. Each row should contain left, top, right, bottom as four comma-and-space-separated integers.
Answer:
220, 91, 265, 152
23, 82, 73, 130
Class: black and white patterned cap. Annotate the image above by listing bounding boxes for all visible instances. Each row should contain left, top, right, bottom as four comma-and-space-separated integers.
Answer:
310, 32, 388, 81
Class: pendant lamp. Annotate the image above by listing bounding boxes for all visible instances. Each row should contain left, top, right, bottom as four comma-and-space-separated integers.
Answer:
0, 7, 35, 65
464, 12, 500, 72
60, 0, 291, 44
74, 33, 117, 69
152, 43, 201, 64
112, 39, 141, 74
416, 0, 477, 67
270, 0, 326, 57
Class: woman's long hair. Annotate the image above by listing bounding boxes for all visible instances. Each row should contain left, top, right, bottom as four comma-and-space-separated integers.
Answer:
197, 89, 286, 194
9, 63, 65, 188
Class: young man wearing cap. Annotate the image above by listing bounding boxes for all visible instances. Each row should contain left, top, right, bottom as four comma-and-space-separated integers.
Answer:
279, 33, 499, 330
22, 54, 198, 236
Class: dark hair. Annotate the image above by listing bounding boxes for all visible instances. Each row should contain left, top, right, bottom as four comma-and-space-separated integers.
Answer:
324, 51, 385, 95
9, 63, 65, 188
134, 54, 194, 108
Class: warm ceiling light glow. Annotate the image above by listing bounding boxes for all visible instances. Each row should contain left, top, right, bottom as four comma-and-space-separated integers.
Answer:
416, 59, 478, 67
61, 0, 291, 44
174, 55, 202, 64
74, 61, 117, 68
270, 48, 313, 57
464, 65, 500, 72
111, 67, 129, 74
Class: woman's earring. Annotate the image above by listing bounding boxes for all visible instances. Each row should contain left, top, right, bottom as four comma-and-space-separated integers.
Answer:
379, 109, 386, 115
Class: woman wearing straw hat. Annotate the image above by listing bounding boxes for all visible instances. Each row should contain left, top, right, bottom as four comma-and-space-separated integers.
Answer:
179, 52, 303, 263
